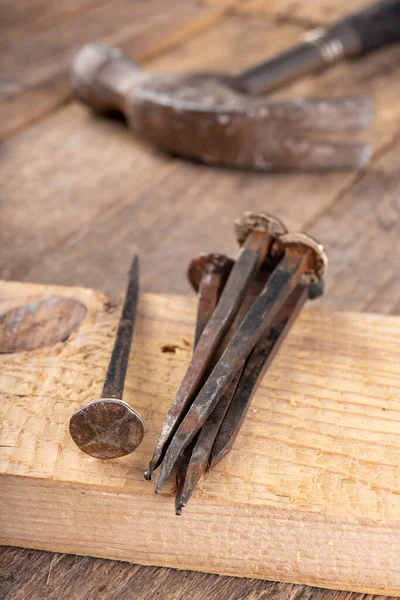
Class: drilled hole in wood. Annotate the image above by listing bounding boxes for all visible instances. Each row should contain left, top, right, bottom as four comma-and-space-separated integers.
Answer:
0, 297, 87, 353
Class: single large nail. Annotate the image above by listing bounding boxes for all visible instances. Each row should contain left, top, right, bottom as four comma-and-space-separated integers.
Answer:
145, 212, 287, 480
155, 233, 327, 492
174, 253, 233, 512
69, 255, 145, 459
175, 265, 270, 513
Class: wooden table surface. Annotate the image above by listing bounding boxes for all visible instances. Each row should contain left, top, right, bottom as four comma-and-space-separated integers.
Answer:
1, 0, 400, 598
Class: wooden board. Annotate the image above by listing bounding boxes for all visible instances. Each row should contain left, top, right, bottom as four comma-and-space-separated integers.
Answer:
3, 0, 400, 597
2, 12, 400, 300
1, 279, 400, 595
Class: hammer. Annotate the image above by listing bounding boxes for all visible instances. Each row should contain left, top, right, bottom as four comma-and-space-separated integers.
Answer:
71, 0, 400, 172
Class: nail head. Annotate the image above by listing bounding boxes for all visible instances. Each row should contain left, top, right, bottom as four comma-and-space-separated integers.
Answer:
235, 211, 287, 247
274, 232, 328, 284
187, 253, 234, 292
69, 398, 145, 459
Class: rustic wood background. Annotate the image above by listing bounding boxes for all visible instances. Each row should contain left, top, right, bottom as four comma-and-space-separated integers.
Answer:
1, 0, 400, 598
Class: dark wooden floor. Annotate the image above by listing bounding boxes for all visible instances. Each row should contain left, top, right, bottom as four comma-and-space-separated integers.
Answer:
1, 0, 400, 598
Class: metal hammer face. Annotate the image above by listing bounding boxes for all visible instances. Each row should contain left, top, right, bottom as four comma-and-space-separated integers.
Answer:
72, 43, 373, 172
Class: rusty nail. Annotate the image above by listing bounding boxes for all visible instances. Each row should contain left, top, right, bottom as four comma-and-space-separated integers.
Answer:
155, 233, 327, 492
209, 282, 321, 470
145, 212, 287, 480
145, 253, 234, 481
175, 263, 270, 513
174, 253, 234, 510
175, 372, 241, 514
69, 255, 145, 459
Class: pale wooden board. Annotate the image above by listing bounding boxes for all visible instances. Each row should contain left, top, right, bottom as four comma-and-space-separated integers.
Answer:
0, 0, 111, 42
1, 280, 400, 594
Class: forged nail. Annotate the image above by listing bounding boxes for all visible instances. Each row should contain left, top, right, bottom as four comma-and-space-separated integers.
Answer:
187, 253, 234, 346
209, 283, 313, 469
174, 253, 233, 510
145, 212, 287, 480
175, 437, 197, 516
176, 372, 241, 512
155, 233, 327, 492
176, 265, 270, 512
69, 255, 145, 459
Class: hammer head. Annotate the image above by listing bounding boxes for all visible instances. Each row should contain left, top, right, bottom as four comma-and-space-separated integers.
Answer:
72, 43, 374, 171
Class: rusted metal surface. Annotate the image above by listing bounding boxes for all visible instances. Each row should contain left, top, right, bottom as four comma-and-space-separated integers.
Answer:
175, 253, 234, 511
102, 255, 140, 400
71, 43, 373, 172
140, 212, 328, 509
154, 233, 327, 493
0, 297, 86, 354
175, 371, 241, 514
145, 214, 286, 480
210, 284, 310, 469
69, 255, 145, 459
175, 261, 270, 513
69, 398, 144, 460
188, 253, 234, 345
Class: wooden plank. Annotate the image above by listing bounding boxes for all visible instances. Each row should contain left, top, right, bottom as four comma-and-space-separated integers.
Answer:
0, 15, 335, 293
225, 0, 374, 25
1, 280, 400, 594
0, 0, 225, 138
0, 547, 294, 600
4, 548, 391, 600
0, 0, 110, 42
0, 14, 396, 285
3, 13, 398, 299
2, 1, 400, 598
0, 103, 174, 288
5, 548, 389, 600
308, 131, 400, 315
10, 153, 355, 299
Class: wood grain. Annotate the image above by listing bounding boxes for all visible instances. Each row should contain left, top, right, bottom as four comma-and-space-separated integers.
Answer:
4, 547, 390, 600
1, 280, 400, 594
220, 0, 375, 25
0, 0, 111, 42
2, 0, 400, 598
2, 13, 400, 299
309, 134, 400, 315
0, 0, 225, 138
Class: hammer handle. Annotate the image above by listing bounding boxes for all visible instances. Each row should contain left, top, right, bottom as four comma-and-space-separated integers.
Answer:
335, 0, 400, 55
238, 0, 400, 94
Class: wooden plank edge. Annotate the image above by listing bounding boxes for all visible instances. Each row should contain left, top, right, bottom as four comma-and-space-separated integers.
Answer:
1, 474, 399, 596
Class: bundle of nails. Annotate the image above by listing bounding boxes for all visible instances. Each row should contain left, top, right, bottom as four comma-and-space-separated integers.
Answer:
145, 211, 327, 514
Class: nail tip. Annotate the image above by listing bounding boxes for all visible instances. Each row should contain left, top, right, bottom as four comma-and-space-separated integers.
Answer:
154, 479, 163, 494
